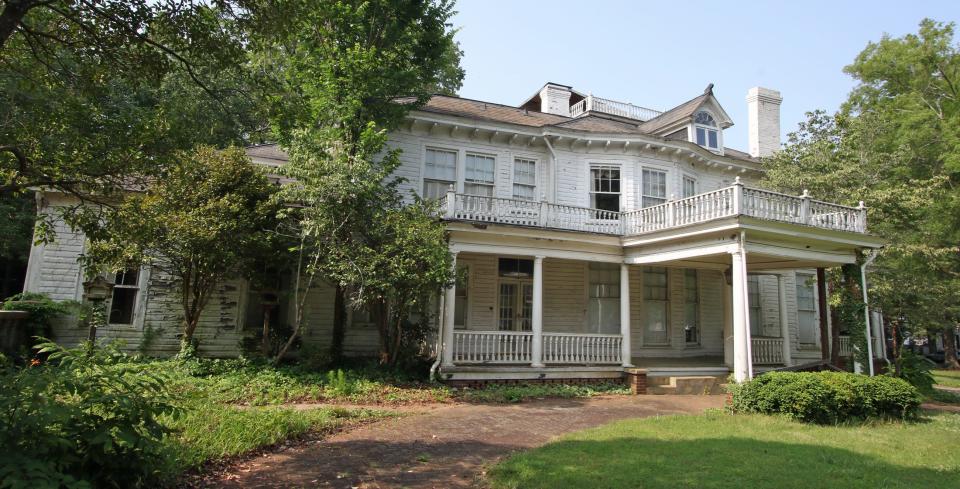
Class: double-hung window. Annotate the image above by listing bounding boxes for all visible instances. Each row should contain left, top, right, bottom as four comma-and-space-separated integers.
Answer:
454, 265, 469, 329
587, 263, 620, 334
590, 165, 620, 212
641, 169, 667, 208
747, 275, 762, 336
512, 158, 537, 201
464, 153, 495, 197
684, 269, 699, 344
682, 176, 697, 198
643, 267, 670, 345
694, 111, 720, 150
796, 274, 817, 344
109, 268, 140, 325
423, 148, 457, 199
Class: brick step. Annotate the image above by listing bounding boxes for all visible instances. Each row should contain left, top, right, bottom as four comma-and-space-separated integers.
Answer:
646, 375, 727, 395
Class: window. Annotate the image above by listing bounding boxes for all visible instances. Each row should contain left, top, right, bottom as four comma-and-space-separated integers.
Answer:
643, 267, 669, 345
243, 272, 289, 331
748, 275, 762, 337
513, 158, 537, 201
694, 111, 719, 150
641, 169, 667, 208
682, 176, 697, 198
590, 165, 621, 212
796, 274, 817, 344
684, 269, 699, 344
423, 148, 457, 199
109, 268, 140, 325
588, 263, 620, 334
464, 153, 495, 196
498, 258, 533, 331
498, 258, 533, 278
454, 265, 468, 329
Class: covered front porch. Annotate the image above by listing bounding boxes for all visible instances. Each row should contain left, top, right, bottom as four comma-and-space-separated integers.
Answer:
436, 216, 884, 383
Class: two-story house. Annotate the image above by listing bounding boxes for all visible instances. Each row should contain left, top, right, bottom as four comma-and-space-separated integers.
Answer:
23, 82, 884, 388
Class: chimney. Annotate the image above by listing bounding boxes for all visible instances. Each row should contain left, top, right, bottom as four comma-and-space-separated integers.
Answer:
539, 83, 572, 117
746, 87, 782, 158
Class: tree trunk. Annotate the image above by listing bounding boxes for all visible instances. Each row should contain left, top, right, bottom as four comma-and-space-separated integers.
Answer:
943, 327, 960, 369
330, 286, 346, 362
373, 299, 391, 365
261, 305, 272, 357
889, 316, 902, 377
0, 0, 35, 51
817, 268, 830, 360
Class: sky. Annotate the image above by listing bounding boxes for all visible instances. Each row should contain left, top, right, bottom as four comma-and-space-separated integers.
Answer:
450, 0, 959, 151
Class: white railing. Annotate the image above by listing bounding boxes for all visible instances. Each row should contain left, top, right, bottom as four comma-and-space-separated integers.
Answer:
542, 333, 622, 364
452, 331, 533, 364
569, 95, 662, 121
440, 181, 868, 237
837, 335, 884, 359
752, 337, 785, 365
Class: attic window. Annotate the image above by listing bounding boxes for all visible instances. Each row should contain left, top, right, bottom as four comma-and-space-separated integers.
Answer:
694, 111, 719, 150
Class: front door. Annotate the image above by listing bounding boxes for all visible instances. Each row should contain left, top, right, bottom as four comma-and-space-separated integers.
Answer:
498, 280, 533, 331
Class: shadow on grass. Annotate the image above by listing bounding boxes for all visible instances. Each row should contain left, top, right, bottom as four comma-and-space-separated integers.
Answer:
489, 437, 957, 489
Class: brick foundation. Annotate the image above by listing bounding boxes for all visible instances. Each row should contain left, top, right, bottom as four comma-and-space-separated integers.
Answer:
445, 377, 624, 390
623, 368, 647, 395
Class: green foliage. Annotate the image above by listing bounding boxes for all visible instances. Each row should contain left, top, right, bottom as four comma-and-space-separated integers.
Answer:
325, 369, 357, 397
85, 146, 281, 348
239, 322, 301, 359
457, 382, 630, 404
729, 371, 922, 423
1, 292, 73, 338
0, 193, 34, 263
896, 350, 936, 393
0, 340, 177, 488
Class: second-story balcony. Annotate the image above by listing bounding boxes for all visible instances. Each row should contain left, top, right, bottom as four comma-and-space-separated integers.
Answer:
438, 180, 868, 237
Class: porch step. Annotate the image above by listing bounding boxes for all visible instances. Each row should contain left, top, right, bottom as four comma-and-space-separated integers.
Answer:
646, 375, 727, 395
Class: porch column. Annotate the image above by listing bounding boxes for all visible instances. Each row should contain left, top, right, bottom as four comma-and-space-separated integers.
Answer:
531, 255, 545, 367
860, 258, 875, 376
620, 263, 633, 367
441, 252, 458, 368
731, 248, 752, 382
777, 274, 793, 367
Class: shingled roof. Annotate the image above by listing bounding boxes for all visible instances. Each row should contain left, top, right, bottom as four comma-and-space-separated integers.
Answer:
416, 95, 570, 127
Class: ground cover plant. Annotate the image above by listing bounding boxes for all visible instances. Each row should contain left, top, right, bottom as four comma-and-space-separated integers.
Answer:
488, 411, 960, 489
934, 369, 960, 388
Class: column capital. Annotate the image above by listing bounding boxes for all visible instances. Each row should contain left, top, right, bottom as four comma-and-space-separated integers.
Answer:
533, 255, 546, 261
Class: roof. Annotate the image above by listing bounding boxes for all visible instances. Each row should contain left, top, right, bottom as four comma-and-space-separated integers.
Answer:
548, 115, 642, 133
416, 95, 570, 127
638, 93, 712, 134
245, 144, 288, 163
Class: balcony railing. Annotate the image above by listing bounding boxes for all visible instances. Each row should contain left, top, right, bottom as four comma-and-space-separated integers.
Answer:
439, 180, 868, 237
569, 95, 663, 121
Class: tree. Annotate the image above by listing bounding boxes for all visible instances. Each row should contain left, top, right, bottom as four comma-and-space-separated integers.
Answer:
84, 146, 280, 352
763, 19, 960, 371
1, 1, 264, 225
261, 0, 464, 365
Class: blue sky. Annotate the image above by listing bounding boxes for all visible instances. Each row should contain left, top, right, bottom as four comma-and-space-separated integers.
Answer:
451, 0, 959, 151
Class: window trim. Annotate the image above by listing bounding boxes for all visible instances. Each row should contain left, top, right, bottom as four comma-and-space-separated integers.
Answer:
692, 110, 721, 151
683, 269, 700, 345
421, 146, 459, 199
586, 262, 621, 335
453, 263, 470, 330
640, 167, 669, 208
796, 272, 819, 345
641, 266, 671, 346
681, 174, 698, 199
588, 164, 622, 212
464, 151, 497, 197
512, 156, 538, 201
106, 266, 150, 328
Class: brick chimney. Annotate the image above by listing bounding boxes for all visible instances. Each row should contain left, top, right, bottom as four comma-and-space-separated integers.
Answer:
539, 83, 572, 117
746, 87, 782, 158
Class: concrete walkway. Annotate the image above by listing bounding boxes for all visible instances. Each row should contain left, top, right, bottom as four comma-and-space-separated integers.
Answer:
209, 395, 724, 488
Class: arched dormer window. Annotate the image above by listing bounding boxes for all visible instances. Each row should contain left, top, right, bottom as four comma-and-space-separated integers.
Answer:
693, 111, 720, 150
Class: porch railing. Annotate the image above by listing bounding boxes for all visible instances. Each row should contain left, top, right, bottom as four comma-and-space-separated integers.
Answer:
542, 333, 622, 364
751, 337, 784, 365
439, 180, 868, 237
838, 335, 884, 359
569, 95, 663, 122
452, 331, 532, 364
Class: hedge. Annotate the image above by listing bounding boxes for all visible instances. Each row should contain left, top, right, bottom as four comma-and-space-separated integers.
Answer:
728, 371, 922, 423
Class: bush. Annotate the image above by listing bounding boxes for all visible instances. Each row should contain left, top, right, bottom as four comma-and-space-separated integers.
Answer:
0, 340, 177, 487
728, 371, 922, 423
896, 350, 936, 393
2, 292, 74, 338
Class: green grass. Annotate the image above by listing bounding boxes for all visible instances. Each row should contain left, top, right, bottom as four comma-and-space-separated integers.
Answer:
456, 382, 629, 403
933, 369, 960, 388
488, 412, 960, 489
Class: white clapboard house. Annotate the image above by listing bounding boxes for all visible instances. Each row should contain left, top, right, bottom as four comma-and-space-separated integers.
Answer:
23, 82, 884, 386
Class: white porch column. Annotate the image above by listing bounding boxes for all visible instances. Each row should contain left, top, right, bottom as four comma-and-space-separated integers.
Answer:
441, 252, 458, 367
861, 260, 875, 376
731, 248, 752, 382
531, 255, 545, 367
620, 263, 633, 367
777, 274, 793, 367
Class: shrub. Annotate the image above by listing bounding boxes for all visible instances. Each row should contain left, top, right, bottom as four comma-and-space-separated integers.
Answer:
1, 292, 74, 338
0, 340, 177, 487
728, 371, 922, 423
895, 350, 936, 393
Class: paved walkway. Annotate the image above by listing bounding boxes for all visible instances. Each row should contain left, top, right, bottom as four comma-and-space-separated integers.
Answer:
209, 395, 724, 488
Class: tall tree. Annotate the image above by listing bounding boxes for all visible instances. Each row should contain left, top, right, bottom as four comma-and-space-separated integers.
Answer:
260, 0, 464, 365
763, 19, 960, 370
84, 146, 280, 352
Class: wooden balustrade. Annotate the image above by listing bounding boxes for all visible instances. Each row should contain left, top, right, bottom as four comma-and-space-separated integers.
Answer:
837, 335, 884, 359
752, 337, 785, 365
570, 95, 662, 121
542, 333, 622, 364
441, 183, 868, 236
452, 331, 532, 364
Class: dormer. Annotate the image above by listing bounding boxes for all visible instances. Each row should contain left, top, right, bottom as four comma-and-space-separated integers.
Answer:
639, 84, 733, 155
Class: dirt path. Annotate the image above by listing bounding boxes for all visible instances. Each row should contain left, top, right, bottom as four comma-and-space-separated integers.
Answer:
208, 395, 724, 488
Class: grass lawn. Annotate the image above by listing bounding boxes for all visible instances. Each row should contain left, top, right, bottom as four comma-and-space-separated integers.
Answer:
933, 369, 960, 388
488, 411, 960, 489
